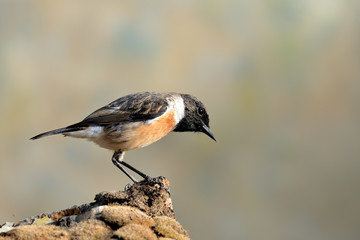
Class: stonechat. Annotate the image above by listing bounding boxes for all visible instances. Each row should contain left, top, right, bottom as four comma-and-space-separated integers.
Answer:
31, 92, 216, 182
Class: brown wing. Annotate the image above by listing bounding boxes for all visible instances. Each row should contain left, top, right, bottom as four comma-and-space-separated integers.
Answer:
68, 92, 169, 128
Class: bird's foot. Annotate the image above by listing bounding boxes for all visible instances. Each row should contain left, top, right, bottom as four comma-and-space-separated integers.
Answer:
141, 176, 171, 196
124, 183, 133, 191
123, 176, 171, 196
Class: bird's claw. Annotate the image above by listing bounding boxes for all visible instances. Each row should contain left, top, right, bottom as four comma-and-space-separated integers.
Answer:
142, 176, 171, 196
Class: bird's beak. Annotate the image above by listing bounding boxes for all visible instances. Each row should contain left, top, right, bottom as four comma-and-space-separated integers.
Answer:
202, 124, 216, 141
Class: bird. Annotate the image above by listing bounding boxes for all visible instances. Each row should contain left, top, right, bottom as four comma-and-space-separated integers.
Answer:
31, 92, 216, 183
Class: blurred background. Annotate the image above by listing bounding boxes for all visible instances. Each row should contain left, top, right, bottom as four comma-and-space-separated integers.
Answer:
0, 1, 359, 239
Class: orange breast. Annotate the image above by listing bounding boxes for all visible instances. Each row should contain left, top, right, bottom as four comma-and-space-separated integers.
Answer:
104, 109, 177, 152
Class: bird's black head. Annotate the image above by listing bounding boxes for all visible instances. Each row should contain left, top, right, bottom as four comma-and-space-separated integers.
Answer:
173, 94, 216, 141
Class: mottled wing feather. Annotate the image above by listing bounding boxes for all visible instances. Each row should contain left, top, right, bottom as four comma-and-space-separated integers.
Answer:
68, 92, 169, 128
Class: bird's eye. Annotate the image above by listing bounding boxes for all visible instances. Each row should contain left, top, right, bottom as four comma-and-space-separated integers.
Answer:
198, 107, 205, 116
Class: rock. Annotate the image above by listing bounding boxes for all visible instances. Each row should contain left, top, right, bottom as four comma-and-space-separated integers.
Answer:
0, 222, 15, 234
4, 225, 69, 240
113, 224, 158, 240
0, 177, 190, 240
100, 206, 155, 228
68, 219, 112, 240
153, 216, 190, 240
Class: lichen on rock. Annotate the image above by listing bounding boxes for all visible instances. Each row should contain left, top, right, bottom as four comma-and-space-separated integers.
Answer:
0, 177, 190, 240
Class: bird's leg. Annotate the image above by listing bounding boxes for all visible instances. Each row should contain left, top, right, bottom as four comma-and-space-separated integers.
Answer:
111, 151, 170, 195
118, 160, 151, 180
112, 151, 139, 183
112, 150, 151, 182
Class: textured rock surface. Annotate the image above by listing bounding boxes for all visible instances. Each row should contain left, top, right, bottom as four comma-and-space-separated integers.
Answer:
0, 177, 190, 240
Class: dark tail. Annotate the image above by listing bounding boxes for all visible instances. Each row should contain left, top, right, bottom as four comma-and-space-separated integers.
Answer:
30, 126, 83, 140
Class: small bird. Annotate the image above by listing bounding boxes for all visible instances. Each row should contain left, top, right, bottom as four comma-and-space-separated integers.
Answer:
31, 92, 216, 182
